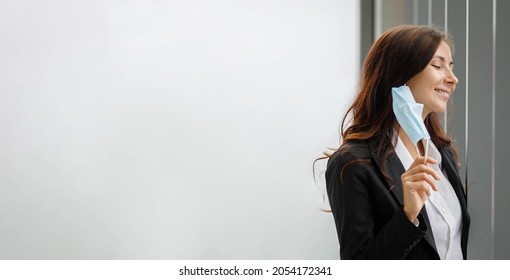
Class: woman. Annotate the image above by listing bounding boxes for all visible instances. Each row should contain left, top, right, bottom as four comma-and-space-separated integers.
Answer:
325, 25, 470, 259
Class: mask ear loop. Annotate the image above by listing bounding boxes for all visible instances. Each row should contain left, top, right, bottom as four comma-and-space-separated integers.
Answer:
410, 81, 427, 163
424, 138, 429, 163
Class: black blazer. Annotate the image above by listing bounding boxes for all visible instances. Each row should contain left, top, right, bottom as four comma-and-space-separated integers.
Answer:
326, 138, 470, 260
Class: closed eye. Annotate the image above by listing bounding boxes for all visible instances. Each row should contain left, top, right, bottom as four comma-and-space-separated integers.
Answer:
431, 65, 442, 70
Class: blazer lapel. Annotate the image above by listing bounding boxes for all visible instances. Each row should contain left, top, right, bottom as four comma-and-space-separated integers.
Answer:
367, 138, 407, 205
440, 147, 469, 224
440, 148, 467, 201
440, 147, 470, 259
367, 138, 437, 252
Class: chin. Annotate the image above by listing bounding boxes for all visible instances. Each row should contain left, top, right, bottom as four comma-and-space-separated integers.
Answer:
431, 108, 447, 114
429, 103, 448, 114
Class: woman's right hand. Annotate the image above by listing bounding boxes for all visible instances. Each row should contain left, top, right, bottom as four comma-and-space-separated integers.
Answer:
401, 156, 441, 223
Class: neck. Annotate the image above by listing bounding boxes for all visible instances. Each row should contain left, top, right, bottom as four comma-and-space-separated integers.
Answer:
422, 111, 428, 121
397, 128, 425, 159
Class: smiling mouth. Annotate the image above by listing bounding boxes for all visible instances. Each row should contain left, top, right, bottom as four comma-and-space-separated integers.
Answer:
434, 89, 450, 98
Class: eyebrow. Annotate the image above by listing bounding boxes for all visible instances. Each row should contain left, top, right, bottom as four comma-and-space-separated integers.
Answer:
433, 55, 454, 65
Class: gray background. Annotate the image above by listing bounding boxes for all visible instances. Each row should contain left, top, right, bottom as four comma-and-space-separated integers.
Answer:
0, 0, 359, 259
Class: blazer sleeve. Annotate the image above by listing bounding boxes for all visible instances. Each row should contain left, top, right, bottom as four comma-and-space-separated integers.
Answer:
326, 148, 429, 259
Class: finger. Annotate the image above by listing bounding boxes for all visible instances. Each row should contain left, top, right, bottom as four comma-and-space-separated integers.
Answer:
408, 181, 432, 197
404, 173, 438, 191
408, 158, 423, 170
416, 188, 431, 201
404, 165, 441, 181
409, 156, 438, 169
425, 157, 438, 165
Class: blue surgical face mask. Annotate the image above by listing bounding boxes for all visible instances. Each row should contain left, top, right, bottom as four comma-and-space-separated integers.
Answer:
392, 85, 430, 159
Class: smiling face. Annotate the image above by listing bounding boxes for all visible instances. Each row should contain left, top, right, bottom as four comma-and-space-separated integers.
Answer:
406, 41, 459, 119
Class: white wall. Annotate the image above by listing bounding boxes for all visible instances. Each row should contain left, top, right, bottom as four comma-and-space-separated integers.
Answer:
0, 0, 359, 259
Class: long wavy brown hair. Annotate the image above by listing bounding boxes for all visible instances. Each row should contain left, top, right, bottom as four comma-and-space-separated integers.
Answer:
316, 25, 458, 186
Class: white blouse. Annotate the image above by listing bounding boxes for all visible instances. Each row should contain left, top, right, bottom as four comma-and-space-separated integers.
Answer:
394, 136, 463, 260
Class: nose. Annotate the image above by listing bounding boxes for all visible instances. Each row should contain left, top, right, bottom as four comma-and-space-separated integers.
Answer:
445, 69, 459, 86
